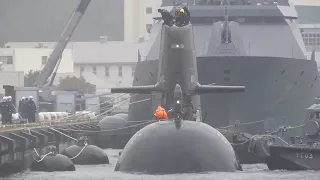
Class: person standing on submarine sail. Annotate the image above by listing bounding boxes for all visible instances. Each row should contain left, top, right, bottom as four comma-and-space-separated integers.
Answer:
158, 9, 175, 26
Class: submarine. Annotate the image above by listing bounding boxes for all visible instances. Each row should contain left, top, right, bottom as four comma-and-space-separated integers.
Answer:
111, 16, 245, 173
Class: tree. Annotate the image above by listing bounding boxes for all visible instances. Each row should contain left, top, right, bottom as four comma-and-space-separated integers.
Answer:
24, 70, 41, 87
57, 76, 96, 94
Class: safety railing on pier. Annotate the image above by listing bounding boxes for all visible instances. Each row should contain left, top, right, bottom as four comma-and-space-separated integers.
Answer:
0, 93, 151, 131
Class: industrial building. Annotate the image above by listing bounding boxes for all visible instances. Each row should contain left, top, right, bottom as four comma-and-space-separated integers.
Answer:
0, 45, 73, 74
5, 40, 140, 113
5, 41, 139, 90
294, 1, 320, 71
124, 0, 162, 42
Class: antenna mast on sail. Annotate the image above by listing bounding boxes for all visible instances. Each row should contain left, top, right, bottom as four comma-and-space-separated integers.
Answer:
224, 0, 230, 44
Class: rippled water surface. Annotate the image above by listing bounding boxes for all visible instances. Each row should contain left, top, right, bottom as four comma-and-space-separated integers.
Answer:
3, 149, 320, 180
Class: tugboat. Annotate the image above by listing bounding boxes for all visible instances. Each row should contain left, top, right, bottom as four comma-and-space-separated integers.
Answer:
251, 98, 320, 170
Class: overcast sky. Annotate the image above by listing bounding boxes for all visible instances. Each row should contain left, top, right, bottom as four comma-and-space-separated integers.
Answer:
0, 0, 124, 44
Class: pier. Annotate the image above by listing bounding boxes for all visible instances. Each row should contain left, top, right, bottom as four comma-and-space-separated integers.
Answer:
0, 118, 96, 172
0, 113, 153, 173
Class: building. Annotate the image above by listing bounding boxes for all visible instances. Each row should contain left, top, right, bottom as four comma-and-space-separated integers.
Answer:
0, 45, 73, 74
6, 41, 138, 88
72, 41, 139, 89
0, 71, 24, 94
294, 2, 320, 71
124, 0, 162, 42
6, 41, 140, 112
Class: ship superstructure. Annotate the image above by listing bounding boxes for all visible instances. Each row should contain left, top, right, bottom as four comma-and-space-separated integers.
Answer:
128, 0, 319, 135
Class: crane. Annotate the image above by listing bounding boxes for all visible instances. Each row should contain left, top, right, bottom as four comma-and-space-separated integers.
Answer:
35, 0, 91, 103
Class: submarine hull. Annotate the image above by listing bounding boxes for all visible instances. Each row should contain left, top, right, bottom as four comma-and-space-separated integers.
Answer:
115, 120, 241, 174
266, 145, 320, 170
127, 56, 318, 136
62, 145, 109, 165
30, 154, 75, 172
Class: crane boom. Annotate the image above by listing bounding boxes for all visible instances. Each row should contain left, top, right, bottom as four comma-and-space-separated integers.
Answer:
35, 0, 91, 86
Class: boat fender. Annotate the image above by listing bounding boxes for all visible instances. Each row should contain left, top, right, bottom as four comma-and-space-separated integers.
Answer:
30, 152, 75, 172
62, 141, 109, 165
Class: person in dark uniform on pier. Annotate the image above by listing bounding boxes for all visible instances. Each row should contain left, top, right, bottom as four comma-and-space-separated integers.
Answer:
7, 96, 15, 124
27, 96, 37, 123
0, 97, 8, 124
158, 9, 175, 26
19, 97, 25, 119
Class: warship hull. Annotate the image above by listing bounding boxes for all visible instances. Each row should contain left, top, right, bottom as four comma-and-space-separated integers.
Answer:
266, 145, 320, 170
128, 56, 318, 135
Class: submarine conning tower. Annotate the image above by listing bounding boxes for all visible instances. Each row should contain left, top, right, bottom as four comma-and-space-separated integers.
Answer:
111, 23, 245, 120
157, 23, 199, 111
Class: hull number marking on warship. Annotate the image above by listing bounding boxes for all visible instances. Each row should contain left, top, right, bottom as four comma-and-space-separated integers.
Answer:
296, 153, 313, 159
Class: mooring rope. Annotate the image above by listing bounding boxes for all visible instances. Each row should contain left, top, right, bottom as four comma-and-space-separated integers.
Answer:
69, 141, 88, 160
218, 119, 265, 129
94, 97, 150, 119
230, 133, 291, 147
56, 93, 137, 121
33, 152, 53, 162
49, 128, 78, 142
25, 128, 43, 158
63, 120, 157, 133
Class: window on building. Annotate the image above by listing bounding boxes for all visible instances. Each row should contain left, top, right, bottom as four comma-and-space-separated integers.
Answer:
41, 56, 47, 65
302, 32, 320, 47
105, 65, 109, 77
132, 66, 135, 76
6, 56, 13, 64
118, 66, 122, 77
92, 66, 97, 74
146, 7, 152, 14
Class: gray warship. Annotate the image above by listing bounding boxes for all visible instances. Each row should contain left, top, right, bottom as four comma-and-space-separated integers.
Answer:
128, 0, 319, 135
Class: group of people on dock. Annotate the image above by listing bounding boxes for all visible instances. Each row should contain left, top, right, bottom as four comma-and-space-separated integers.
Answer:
0, 96, 15, 124
18, 96, 37, 123
0, 96, 37, 125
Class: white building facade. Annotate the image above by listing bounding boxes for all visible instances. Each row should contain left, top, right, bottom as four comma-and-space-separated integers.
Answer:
6, 41, 141, 112
0, 46, 73, 93
294, 2, 320, 71
70, 41, 139, 89
0, 46, 73, 74
124, 0, 162, 42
